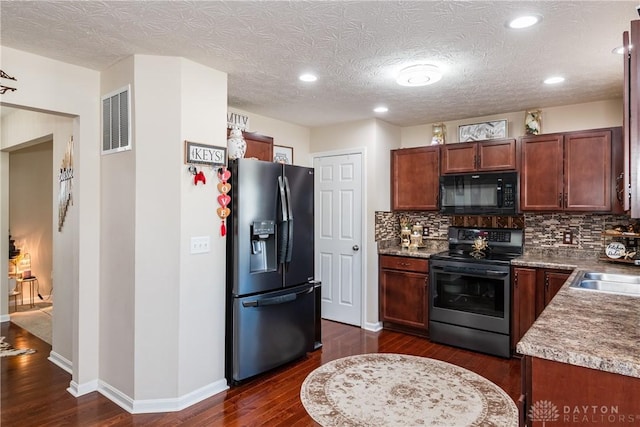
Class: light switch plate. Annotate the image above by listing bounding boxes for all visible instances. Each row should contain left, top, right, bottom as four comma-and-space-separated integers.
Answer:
190, 236, 210, 254
563, 231, 573, 245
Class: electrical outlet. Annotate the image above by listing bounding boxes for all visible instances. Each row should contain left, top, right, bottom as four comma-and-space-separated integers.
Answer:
190, 236, 210, 254
562, 230, 573, 245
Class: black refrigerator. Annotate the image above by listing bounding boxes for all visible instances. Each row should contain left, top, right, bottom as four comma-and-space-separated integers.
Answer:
225, 158, 319, 385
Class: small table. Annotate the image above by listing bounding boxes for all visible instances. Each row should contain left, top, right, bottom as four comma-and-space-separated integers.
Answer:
16, 277, 38, 307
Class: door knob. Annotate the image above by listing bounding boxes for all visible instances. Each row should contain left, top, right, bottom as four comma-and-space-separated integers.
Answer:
353, 245, 360, 251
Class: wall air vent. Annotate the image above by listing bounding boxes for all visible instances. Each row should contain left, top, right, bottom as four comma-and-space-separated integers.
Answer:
101, 85, 131, 154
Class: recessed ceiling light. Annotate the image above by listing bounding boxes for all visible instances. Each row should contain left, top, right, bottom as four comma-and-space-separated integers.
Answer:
508, 14, 542, 29
373, 106, 388, 113
396, 64, 442, 87
544, 76, 565, 85
299, 73, 317, 82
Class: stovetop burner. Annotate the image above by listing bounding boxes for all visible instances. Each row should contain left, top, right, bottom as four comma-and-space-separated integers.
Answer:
431, 226, 524, 265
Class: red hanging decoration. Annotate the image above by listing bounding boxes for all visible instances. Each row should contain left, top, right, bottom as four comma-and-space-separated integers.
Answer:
217, 167, 231, 237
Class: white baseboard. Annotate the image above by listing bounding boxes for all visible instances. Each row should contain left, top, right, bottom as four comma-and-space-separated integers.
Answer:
49, 350, 72, 374
363, 321, 383, 332
67, 378, 99, 397
99, 378, 229, 414
0, 314, 10, 323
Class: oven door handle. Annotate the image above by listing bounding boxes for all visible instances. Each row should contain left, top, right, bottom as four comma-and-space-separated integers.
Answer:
484, 270, 509, 277
435, 265, 508, 278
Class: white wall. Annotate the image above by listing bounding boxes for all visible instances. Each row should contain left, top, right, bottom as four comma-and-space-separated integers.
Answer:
401, 99, 623, 148
177, 58, 228, 399
227, 107, 311, 166
99, 56, 136, 398
1, 107, 75, 366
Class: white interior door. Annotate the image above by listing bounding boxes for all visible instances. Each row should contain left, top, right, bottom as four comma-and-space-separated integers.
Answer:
314, 152, 362, 326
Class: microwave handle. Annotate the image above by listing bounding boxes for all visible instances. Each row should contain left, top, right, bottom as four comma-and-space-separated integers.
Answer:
497, 182, 503, 208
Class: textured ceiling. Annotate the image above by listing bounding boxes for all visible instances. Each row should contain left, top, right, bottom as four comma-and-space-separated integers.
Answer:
1, 1, 638, 128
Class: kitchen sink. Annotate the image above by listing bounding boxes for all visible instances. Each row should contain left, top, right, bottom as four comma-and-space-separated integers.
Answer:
570, 271, 640, 297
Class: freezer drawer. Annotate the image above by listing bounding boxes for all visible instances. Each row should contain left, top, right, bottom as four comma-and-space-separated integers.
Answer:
228, 283, 315, 383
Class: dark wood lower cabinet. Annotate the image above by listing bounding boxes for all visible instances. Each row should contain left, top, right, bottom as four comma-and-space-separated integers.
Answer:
379, 255, 429, 336
512, 267, 536, 352
522, 356, 640, 427
512, 267, 572, 352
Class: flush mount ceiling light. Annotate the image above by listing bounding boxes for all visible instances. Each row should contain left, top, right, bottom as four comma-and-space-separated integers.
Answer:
612, 45, 633, 54
373, 106, 388, 113
396, 64, 442, 87
299, 73, 317, 82
507, 14, 542, 29
544, 76, 565, 85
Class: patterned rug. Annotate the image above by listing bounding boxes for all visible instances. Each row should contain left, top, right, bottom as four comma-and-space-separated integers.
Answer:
0, 336, 36, 357
300, 353, 518, 427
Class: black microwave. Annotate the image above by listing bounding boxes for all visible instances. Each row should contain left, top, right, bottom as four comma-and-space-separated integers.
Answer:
439, 171, 518, 215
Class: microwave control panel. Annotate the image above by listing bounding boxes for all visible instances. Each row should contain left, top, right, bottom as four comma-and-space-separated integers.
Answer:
502, 182, 515, 207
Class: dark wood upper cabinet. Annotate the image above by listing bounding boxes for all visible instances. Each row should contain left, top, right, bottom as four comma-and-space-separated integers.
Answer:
564, 130, 611, 211
391, 146, 440, 211
520, 133, 564, 211
520, 128, 622, 213
441, 138, 517, 174
227, 129, 274, 162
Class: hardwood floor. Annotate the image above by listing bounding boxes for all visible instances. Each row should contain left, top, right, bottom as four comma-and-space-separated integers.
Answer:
2, 319, 521, 426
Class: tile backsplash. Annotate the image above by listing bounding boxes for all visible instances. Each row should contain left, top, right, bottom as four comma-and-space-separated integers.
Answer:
375, 211, 630, 254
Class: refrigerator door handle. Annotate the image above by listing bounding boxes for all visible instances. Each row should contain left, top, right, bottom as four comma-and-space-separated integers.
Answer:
283, 176, 294, 263
284, 176, 294, 220
286, 219, 294, 263
241, 286, 313, 307
278, 176, 289, 265
278, 176, 288, 221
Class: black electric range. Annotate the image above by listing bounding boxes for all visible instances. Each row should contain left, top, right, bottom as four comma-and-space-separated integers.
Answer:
428, 226, 524, 358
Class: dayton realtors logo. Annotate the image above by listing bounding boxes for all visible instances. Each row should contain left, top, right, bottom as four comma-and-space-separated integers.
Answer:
529, 400, 639, 425
529, 400, 560, 426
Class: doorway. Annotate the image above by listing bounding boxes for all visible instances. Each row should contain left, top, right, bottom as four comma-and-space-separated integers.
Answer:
8, 139, 54, 344
313, 151, 363, 327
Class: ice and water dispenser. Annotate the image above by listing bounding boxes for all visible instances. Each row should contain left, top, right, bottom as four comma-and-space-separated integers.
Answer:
250, 220, 276, 272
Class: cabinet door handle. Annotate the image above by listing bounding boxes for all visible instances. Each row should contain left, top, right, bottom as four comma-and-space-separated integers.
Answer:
564, 193, 568, 207
558, 193, 563, 207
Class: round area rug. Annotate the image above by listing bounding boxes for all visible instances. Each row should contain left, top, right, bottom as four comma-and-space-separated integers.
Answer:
300, 353, 518, 427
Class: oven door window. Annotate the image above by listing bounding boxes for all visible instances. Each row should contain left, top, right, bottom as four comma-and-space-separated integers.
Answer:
433, 270, 505, 318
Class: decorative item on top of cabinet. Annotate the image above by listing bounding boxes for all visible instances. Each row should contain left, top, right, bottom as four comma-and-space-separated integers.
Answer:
379, 255, 429, 337
440, 138, 517, 174
458, 120, 507, 142
227, 127, 247, 160
524, 110, 542, 135
391, 146, 439, 211
431, 123, 446, 145
226, 129, 273, 162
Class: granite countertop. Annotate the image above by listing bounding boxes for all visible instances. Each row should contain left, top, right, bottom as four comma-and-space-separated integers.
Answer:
515, 255, 640, 379
377, 243, 640, 378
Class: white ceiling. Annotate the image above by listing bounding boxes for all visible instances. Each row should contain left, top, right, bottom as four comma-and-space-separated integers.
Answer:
1, 1, 638, 128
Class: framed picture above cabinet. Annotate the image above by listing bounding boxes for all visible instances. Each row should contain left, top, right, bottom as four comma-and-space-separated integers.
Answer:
458, 119, 507, 142
273, 145, 293, 164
